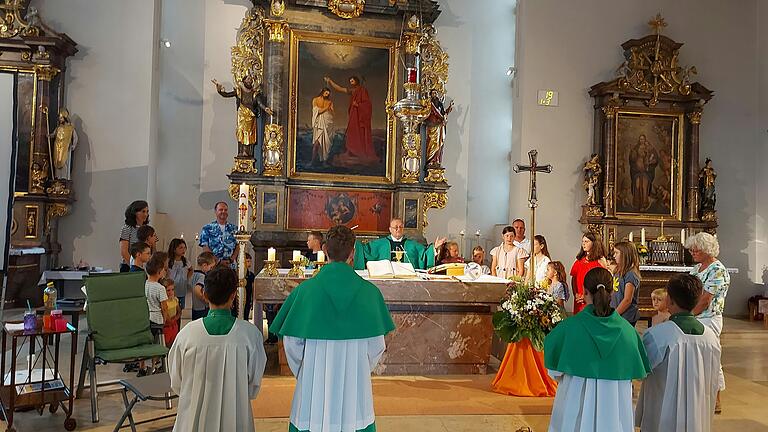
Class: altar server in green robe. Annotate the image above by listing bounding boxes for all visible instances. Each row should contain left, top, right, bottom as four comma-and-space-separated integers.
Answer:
544, 267, 651, 432
353, 218, 446, 270
271, 225, 396, 432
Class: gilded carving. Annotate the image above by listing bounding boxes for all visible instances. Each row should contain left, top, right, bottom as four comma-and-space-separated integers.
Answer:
24, 205, 38, 238
419, 25, 449, 98
30, 161, 48, 194
34, 64, 59, 81
231, 7, 265, 91
0, 0, 42, 39
402, 31, 420, 55
587, 223, 602, 236
601, 97, 621, 119
44, 203, 69, 235
422, 192, 447, 231
607, 227, 616, 251
270, 0, 285, 17
400, 132, 421, 183
262, 123, 284, 176
616, 14, 696, 107
687, 110, 702, 125
264, 19, 289, 43
231, 157, 258, 175
425, 167, 446, 183
46, 179, 71, 197
327, 0, 365, 19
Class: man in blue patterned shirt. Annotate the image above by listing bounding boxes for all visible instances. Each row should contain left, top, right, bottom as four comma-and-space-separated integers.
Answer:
199, 202, 239, 265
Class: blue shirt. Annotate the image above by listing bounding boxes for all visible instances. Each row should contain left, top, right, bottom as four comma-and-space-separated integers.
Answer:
199, 221, 238, 261
611, 271, 640, 323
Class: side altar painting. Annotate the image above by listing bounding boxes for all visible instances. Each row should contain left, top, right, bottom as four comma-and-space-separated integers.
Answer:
288, 31, 397, 183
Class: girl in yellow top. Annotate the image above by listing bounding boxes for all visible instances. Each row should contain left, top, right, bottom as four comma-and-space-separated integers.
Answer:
161, 278, 182, 347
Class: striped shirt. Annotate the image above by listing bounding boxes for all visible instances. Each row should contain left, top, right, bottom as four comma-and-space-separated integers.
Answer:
119, 225, 139, 264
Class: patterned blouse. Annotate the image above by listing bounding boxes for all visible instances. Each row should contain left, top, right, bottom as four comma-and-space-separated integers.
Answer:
199, 221, 238, 261
690, 260, 730, 319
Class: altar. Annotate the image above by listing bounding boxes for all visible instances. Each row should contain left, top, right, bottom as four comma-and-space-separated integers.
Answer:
253, 274, 507, 375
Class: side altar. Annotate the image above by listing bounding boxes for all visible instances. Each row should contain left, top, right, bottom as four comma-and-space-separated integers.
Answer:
253, 274, 508, 375
218, 0, 452, 264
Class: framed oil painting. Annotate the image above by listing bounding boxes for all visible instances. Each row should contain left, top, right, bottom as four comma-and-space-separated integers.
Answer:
286, 187, 392, 234
403, 198, 419, 229
261, 192, 279, 225
287, 30, 398, 183
614, 111, 684, 220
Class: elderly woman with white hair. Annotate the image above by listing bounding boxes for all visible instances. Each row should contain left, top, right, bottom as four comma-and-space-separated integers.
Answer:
685, 231, 730, 413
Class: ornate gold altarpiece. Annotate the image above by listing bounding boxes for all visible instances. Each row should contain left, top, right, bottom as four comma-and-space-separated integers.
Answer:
222, 0, 448, 263
0, 0, 77, 306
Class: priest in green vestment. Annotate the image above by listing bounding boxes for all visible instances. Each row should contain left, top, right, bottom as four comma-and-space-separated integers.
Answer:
271, 225, 395, 432
353, 217, 446, 270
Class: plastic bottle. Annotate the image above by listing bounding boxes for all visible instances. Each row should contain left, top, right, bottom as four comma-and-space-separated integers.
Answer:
43, 282, 57, 311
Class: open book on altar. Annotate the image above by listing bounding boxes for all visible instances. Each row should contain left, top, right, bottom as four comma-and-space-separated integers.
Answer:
366, 260, 417, 279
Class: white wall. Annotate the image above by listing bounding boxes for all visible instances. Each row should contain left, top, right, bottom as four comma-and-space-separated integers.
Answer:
35, 0, 160, 268
514, 0, 763, 313
757, 0, 768, 290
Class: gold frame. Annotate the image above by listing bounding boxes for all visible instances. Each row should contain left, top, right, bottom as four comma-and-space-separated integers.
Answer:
24, 205, 38, 238
613, 109, 684, 220
287, 29, 398, 184
260, 191, 280, 225
285, 185, 393, 235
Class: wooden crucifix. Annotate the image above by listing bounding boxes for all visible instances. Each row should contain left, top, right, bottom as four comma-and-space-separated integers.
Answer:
513, 149, 552, 284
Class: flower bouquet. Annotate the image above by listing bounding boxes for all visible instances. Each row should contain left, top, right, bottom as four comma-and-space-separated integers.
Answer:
637, 243, 649, 265
493, 278, 564, 351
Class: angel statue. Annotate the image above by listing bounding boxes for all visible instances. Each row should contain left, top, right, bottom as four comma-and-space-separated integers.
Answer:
424, 89, 454, 168
699, 158, 717, 214
583, 154, 602, 206
212, 75, 273, 158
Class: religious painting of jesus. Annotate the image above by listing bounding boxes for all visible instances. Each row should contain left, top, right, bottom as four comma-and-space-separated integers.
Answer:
614, 112, 683, 219
287, 30, 398, 183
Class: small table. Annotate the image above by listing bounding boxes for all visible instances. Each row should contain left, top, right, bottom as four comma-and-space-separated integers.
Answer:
0, 322, 78, 431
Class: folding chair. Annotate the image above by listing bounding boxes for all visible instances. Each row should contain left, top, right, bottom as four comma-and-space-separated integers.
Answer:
76, 272, 169, 423
113, 373, 178, 432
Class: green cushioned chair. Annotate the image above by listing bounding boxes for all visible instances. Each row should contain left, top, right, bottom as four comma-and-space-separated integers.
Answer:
76, 272, 169, 423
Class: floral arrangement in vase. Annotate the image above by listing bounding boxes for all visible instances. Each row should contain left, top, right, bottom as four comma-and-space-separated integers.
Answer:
492, 277, 565, 351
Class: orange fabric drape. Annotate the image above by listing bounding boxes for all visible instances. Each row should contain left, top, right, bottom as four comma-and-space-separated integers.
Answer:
490, 338, 557, 397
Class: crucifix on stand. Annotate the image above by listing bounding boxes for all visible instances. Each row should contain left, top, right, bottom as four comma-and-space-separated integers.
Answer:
513, 150, 552, 285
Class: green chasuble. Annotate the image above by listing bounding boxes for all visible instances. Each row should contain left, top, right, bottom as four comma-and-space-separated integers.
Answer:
202, 309, 236, 335
669, 312, 705, 335
353, 236, 436, 270
271, 261, 395, 339
544, 305, 651, 380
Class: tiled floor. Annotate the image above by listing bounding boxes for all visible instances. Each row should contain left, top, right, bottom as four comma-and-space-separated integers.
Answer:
2, 312, 767, 431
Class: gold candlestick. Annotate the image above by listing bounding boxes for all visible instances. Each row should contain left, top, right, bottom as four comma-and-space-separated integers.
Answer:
262, 260, 279, 277
287, 260, 304, 278
312, 261, 327, 277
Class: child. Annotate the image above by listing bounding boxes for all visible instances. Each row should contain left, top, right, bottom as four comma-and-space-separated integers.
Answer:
129, 242, 151, 272
271, 226, 395, 432
651, 288, 671, 326
544, 267, 650, 432
545, 261, 569, 309
471, 246, 491, 275
635, 274, 721, 432
141, 252, 172, 376
191, 252, 216, 321
161, 278, 181, 347
137, 225, 158, 252
243, 252, 257, 322
611, 241, 642, 326
167, 238, 192, 311
169, 267, 267, 432
569, 232, 608, 314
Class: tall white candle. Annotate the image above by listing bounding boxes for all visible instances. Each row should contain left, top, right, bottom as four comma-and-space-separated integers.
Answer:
238, 183, 249, 232
628, 231, 634, 242
238, 252, 246, 279
292, 250, 301, 261
641, 228, 646, 246
316, 251, 325, 262
267, 247, 276, 262
680, 228, 686, 245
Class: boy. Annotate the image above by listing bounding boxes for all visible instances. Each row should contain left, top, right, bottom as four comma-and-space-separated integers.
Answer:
140, 252, 172, 376
635, 274, 721, 432
191, 252, 216, 320
137, 225, 159, 252
129, 242, 151, 272
271, 225, 395, 432
244, 252, 257, 322
169, 267, 267, 432
650, 288, 671, 326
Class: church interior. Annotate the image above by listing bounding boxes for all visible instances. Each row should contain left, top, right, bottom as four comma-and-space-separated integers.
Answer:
0, 0, 767, 431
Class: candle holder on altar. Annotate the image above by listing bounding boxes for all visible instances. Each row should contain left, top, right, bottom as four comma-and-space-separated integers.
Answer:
312, 261, 327, 277
287, 260, 304, 278
262, 260, 279, 277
